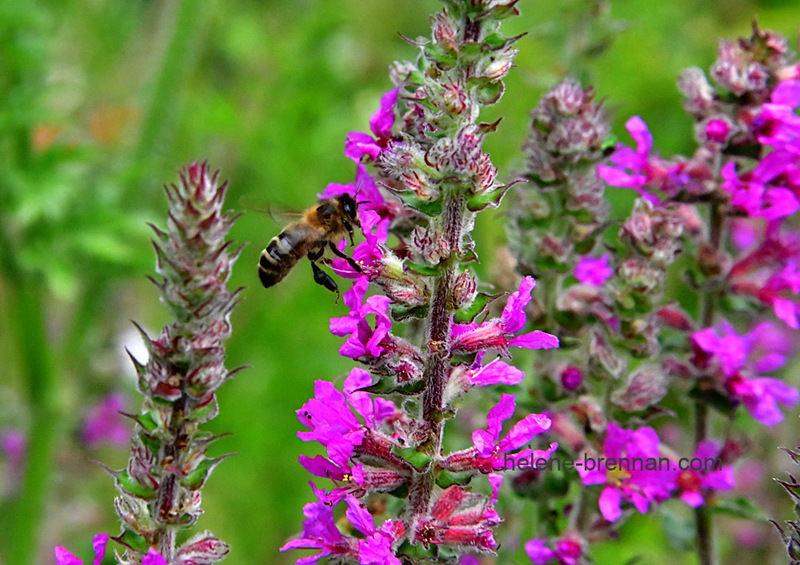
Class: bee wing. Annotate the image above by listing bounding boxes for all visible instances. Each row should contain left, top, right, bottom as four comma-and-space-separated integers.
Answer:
238, 195, 304, 223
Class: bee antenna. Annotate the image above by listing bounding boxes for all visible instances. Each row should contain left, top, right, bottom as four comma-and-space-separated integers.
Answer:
356, 199, 372, 206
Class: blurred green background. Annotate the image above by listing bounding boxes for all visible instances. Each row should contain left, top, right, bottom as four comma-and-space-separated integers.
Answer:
2, 0, 800, 564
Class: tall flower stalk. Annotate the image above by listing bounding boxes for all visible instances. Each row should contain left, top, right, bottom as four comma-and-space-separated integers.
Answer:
282, 1, 559, 563
105, 163, 241, 564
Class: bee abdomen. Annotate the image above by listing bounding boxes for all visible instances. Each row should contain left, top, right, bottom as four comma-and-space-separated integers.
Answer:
257, 226, 312, 288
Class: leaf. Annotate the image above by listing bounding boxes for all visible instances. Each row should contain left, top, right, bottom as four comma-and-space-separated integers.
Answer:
713, 497, 769, 521
466, 183, 514, 211
180, 454, 233, 490
395, 447, 431, 471
360, 377, 425, 396
116, 469, 158, 500
453, 291, 500, 323
436, 471, 472, 489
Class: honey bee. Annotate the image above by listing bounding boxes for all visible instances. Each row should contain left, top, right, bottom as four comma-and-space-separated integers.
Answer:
258, 193, 362, 295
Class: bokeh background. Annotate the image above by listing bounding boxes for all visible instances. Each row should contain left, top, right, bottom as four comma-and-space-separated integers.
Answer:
2, 1, 800, 564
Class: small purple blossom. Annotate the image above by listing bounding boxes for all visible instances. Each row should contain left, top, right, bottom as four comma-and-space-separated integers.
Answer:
471, 394, 557, 471
280, 484, 356, 564
345, 496, 404, 565
597, 116, 674, 204
574, 254, 613, 287
330, 276, 393, 359
82, 393, 130, 448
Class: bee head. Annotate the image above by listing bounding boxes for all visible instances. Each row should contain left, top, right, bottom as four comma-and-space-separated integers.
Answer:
338, 193, 360, 228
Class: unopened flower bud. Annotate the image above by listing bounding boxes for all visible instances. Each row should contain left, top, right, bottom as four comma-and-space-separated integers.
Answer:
560, 366, 583, 391
453, 270, 478, 311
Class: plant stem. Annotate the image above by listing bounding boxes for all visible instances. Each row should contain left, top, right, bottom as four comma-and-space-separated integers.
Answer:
411, 189, 464, 517
695, 200, 724, 565
4, 279, 57, 565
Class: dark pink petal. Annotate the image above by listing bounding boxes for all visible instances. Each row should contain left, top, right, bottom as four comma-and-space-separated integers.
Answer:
91, 533, 108, 565
525, 539, 556, 564
346, 131, 381, 161
680, 490, 704, 507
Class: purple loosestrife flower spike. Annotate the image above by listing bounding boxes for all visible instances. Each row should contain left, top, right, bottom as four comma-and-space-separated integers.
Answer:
285, 3, 562, 563
108, 163, 239, 564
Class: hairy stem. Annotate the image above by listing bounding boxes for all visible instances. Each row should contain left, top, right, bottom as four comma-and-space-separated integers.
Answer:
410, 189, 464, 517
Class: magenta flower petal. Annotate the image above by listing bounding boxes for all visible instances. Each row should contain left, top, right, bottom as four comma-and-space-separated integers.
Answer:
598, 486, 623, 522
369, 88, 399, 139
142, 548, 168, 565
501, 276, 536, 333
54, 547, 82, 565
470, 360, 525, 386
575, 255, 613, 287
509, 330, 560, 350
346, 495, 376, 536
525, 538, 556, 564
496, 413, 552, 453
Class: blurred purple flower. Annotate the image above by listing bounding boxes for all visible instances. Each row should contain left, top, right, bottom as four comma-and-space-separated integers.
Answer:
574, 254, 613, 287
525, 535, 583, 565
675, 440, 735, 507
82, 393, 130, 448
577, 423, 673, 522
597, 116, 684, 204
691, 322, 799, 424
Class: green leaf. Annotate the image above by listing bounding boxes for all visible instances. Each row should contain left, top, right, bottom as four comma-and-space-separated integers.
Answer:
436, 470, 473, 489
406, 261, 440, 276
467, 184, 511, 211
180, 455, 232, 490
399, 192, 443, 216
423, 42, 457, 69
474, 80, 504, 105
391, 303, 430, 321
395, 447, 431, 470
713, 497, 769, 521
116, 469, 158, 500
361, 377, 425, 396
114, 529, 150, 553
453, 291, 500, 323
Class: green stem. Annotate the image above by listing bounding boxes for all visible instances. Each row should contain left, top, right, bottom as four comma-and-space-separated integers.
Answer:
128, 0, 207, 202
695, 201, 724, 565
3, 280, 58, 565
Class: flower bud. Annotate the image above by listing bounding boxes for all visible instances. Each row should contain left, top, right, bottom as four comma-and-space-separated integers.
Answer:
560, 366, 583, 391
452, 270, 478, 311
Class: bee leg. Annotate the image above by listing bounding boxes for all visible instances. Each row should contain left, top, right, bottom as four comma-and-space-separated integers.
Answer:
328, 241, 362, 273
308, 251, 340, 296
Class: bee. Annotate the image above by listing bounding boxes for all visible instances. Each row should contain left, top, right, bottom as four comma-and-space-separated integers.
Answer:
258, 193, 362, 295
